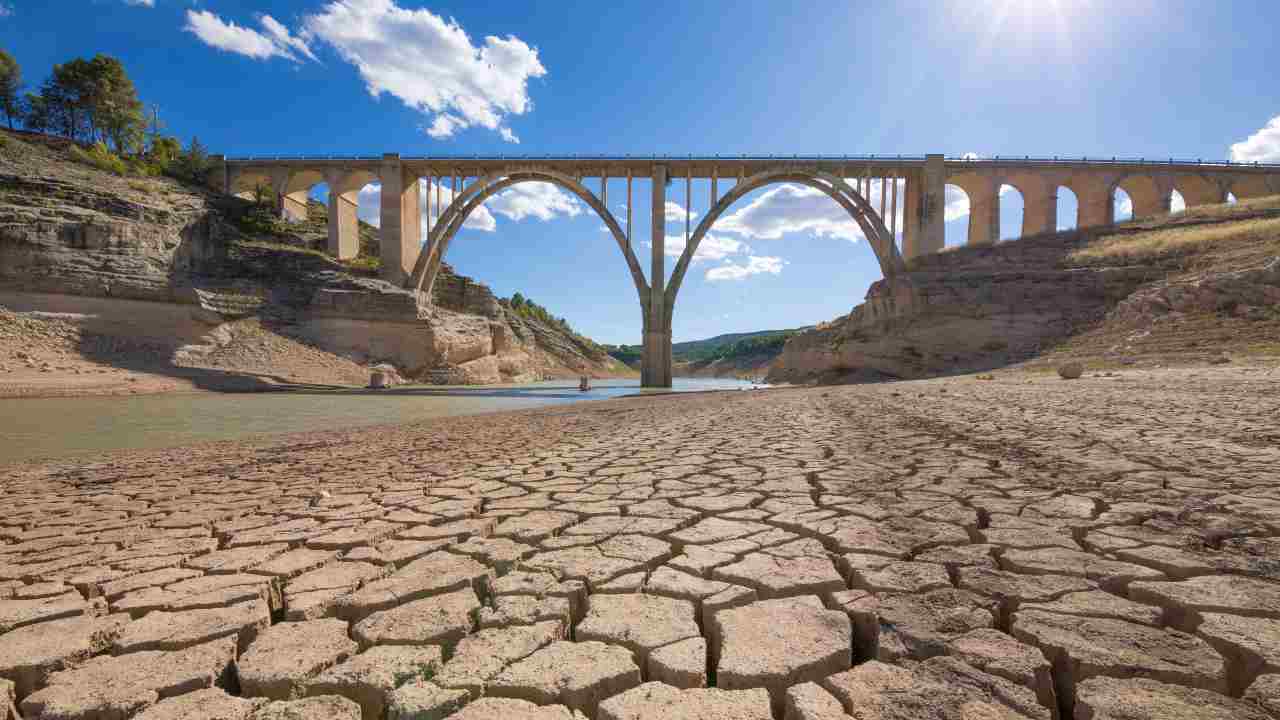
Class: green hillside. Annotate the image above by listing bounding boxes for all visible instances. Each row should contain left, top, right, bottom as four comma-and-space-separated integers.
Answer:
605, 327, 809, 366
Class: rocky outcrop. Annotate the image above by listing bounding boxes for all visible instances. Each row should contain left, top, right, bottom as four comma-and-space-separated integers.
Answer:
1109, 257, 1280, 326
0, 173, 232, 302
0, 130, 627, 386
770, 212, 1280, 384
769, 231, 1163, 384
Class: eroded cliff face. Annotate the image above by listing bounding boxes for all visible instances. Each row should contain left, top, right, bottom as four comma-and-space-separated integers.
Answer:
768, 231, 1161, 384
0, 131, 627, 387
769, 210, 1280, 384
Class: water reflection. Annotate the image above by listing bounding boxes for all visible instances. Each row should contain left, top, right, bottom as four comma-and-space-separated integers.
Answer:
0, 378, 761, 464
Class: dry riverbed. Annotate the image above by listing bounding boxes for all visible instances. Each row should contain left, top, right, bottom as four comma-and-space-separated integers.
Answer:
2, 365, 1280, 719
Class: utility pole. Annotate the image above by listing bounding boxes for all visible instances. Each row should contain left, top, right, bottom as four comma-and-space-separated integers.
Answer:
147, 103, 163, 152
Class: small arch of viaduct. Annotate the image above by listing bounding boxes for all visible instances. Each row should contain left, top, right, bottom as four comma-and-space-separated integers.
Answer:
211, 153, 1280, 387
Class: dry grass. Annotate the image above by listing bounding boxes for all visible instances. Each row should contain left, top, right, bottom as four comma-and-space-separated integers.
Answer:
1068, 216, 1280, 265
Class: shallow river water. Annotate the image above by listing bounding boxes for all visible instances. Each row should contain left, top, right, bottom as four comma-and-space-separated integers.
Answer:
0, 378, 760, 463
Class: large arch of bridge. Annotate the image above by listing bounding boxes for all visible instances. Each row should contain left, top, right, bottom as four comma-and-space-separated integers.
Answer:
664, 169, 904, 309
407, 170, 649, 306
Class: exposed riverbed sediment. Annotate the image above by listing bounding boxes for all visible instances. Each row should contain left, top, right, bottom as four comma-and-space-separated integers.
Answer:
3, 364, 1279, 719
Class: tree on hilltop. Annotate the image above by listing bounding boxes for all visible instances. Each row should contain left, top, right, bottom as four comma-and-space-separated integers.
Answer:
0, 50, 21, 131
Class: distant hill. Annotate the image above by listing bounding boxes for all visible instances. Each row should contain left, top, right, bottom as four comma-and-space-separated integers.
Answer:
604, 327, 811, 377
671, 328, 810, 362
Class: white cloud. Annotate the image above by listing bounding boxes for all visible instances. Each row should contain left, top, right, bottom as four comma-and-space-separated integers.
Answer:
705, 256, 785, 282
355, 179, 578, 235
960, 151, 982, 161
944, 185, 971, 222
1230, 115, 1280, 163
184, 10, 314, 62
260, 14, 318, 62
485, 182, 581, 222
718, 184, 859, 242
0, 2, 12, 17
665, 201, 697, 223
1114, 189, 1133, 220
123, 0, 154, 7
302, 0, 545, 142
662, 233, 748, 262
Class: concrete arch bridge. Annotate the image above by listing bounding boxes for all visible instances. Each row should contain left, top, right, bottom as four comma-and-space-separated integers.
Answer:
212, 154, 1280, 387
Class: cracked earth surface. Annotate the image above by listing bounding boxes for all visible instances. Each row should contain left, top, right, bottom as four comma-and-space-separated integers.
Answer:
2, 366, 1280, 719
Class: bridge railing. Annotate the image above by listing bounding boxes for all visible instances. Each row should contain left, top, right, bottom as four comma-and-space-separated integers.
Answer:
945, 155, 1280, 168
221, 153, 1280, 168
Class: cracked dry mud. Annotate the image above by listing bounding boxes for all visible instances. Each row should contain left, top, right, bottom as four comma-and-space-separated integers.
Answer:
2, 366, 1280, 719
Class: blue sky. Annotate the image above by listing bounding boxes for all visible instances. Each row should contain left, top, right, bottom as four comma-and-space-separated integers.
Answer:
4, 0, 1280, 343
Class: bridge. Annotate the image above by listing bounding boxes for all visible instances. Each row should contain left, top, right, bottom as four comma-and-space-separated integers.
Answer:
210, 154, 1280, 387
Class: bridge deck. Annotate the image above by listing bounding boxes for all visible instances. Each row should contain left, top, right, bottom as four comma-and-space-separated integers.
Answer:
222, 154, 1280, 178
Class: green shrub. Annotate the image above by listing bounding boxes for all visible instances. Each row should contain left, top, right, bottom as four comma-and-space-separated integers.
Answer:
345, 255, 381, 273
71, 141, 128, 175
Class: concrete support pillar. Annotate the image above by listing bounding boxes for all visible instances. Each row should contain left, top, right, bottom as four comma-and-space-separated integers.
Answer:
1230, 175, 1274, 200
919, 154, 946, 255
901, 171, 921, 260
1077, 182, 1115, 228
327, 191, 359, 260
1131, 194, 1168, 219
280, 192, 308, 223
966, 181, 1000, 247
1022, 188, 1058, 236
270, 169, 307, 223
642, 166, 672, 389
378, 153, 421, 285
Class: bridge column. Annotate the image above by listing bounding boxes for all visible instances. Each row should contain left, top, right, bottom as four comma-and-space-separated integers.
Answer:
1076, 181, 1114, 228
901, 171, 921, 260
378, 154, 422, 285
966, 179, 1000, 246
271, 169, 309, 224
1013, 178, 1054, 234
642, 166, 672, 389
1129, 183, 1171, 219
919, 154, 946, 255
324, 170, 360, 261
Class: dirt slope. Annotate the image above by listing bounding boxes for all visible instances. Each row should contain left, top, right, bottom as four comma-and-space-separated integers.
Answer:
771, 196, 1280, 384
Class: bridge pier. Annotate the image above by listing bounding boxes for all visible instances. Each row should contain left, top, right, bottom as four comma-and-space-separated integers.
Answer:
1077, 184, 1114, 228
966, 178, 1000, 246
378, 154, 422, 285
270, 169, 308, 224
1022, 186, 1058, 236
324, 171, 360, 261
919, 154, 946, 255
642, 165, 673, 388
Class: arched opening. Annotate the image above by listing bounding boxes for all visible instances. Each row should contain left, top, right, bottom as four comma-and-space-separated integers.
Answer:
944, 184, 971, 247
666, 170, 900, 309
1227, 192, 1239, 205
999, 183, 1024, 241
280, 170, 324, 224
662, 171, 899, 349
1170, 189, 1186, 214
1113, 187, 1134, 223
228, 169, 273, 204
1113, 175, 1163, 220
411, 171, 648, 309
1056, 185, 1079, 231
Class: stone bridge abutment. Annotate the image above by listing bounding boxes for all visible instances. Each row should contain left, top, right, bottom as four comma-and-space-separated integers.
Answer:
210, 152, 1280, 387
